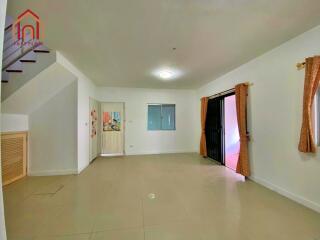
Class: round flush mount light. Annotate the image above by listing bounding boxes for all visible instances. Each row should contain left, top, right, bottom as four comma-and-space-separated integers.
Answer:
152, 67, 183, 81
148, 193, 156, 199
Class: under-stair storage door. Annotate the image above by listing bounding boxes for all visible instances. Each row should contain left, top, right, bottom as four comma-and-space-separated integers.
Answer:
101, 103, 124, 156
1, 132, 27, 185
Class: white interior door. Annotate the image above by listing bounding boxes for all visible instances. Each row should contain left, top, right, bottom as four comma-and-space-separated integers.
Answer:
101, 102, 125, 156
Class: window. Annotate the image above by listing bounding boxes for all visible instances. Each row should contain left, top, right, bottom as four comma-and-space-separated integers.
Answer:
148, 104, 176, 130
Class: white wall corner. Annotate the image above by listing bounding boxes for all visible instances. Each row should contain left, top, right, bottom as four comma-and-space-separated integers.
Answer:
77, 162, 89, 174
56, 51, 98, 174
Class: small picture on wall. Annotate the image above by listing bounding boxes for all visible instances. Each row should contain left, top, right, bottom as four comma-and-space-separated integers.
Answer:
103, 112, 121, 131
91, 109, 98, 138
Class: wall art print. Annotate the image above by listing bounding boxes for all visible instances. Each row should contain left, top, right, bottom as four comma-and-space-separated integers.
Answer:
103, 112, 121, 131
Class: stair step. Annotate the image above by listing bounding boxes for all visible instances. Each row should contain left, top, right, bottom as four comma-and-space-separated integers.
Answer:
6, 69, 22, 73
20, 51, 37, 63
3, 41, 20, 59
5, 16, 13, 30
4, 29, 14, 43
33, 45, 50, 53
5, 24, 12, 31
1, 71, 9, 82
34, 49, 50, 53
20, 59, 36, 63
5, 61, 23, 73
3, 37, 17, 53
3, 43, 35, 70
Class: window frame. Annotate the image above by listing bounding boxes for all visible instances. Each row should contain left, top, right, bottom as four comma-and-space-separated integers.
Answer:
147, 103, 176, 131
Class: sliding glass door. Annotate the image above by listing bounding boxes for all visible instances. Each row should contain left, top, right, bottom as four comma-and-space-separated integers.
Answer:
205, 97, 224, 164
205, 93, 240, 170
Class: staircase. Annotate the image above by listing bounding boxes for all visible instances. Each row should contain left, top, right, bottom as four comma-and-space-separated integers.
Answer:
1, 16, 51, 84
1, 16, 78, 115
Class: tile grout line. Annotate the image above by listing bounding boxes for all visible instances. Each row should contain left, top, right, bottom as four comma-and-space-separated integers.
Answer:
141, 188, 146, 240
88, 231, 94, 240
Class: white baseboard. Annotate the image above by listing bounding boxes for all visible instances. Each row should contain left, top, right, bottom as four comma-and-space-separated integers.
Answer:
126, 150, 197, 156
100, 153, 124, 157
249, 175, 320, 213
28, 169, 78, 176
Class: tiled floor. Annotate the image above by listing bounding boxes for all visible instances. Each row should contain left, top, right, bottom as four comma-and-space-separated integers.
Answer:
3, 153, 320, 240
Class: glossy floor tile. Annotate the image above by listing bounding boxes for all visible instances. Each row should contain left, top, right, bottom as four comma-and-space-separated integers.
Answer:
3, 153, 320, 240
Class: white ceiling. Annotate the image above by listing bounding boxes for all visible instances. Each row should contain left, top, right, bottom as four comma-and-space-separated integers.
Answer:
7, 0, 320, 89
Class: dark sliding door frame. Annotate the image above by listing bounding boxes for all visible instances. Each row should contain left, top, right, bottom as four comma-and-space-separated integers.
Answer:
206, 96, 223, 164
206, 91, 235, 165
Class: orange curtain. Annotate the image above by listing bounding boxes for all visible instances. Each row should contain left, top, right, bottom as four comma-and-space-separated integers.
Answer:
200, 97, 209, 157
235, 83, 250, 177
298, 56, 320, 153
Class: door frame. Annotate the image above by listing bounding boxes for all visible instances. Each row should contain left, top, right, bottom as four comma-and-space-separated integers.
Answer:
206, 91, 236, 166
206, 96, 224, 164
100, 102, 126, 157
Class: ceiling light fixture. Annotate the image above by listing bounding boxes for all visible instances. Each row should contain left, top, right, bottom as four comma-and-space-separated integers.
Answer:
152, 67, 183, 80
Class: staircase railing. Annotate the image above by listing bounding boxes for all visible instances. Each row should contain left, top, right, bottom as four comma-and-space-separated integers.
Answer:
2, 24, 42, 71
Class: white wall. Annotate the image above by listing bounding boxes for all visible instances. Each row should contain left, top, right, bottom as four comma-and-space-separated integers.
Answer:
96, 87, 197, 155
0, 0, 8, 238
57, 53, 96, 173
28, 82, 77, 176
197, 25, 320, 213
1, 114, 28, 133
77, 75, 96, 172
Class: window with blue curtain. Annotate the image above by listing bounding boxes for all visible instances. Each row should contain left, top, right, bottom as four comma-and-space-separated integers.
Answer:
148, 104, 176, 130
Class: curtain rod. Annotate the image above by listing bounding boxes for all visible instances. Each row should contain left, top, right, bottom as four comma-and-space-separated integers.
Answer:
203, 82, 253, 100
208, 88, 235, 99
296, 62, 305, 70
297, 55, 320, 70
